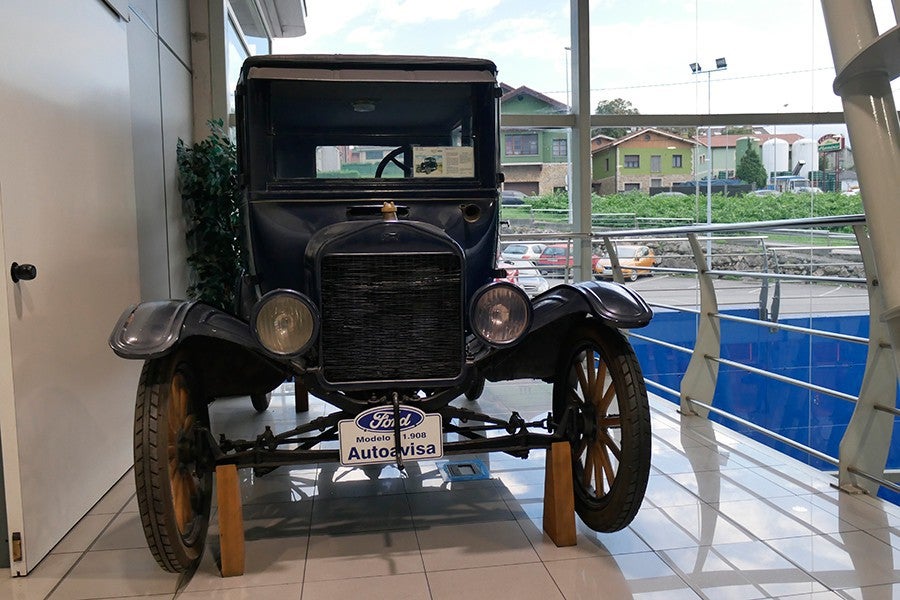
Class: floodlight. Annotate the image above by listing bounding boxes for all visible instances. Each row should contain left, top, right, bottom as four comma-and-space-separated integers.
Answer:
715, 57, 727, 69
689, 62, 701, 73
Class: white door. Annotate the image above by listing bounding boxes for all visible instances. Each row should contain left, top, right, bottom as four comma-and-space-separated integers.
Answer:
0, 0, 142, 575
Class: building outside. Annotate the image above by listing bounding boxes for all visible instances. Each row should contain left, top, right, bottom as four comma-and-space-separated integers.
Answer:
690, 131, 854, 189
499, 84, 569, 196
590, 128, 697, 194
692, 131, 803, 180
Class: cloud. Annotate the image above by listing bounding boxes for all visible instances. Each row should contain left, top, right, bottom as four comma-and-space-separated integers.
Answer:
375, 0, 502, 24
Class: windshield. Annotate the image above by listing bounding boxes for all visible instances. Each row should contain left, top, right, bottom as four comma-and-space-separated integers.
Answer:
261, 79, 485, 182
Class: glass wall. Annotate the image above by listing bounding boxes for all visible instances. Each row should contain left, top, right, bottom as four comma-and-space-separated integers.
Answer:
225, 5, 272, 121
263, 1, 899, 488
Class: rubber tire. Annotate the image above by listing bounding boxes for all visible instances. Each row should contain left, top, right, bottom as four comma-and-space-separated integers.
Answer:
134, 354, 213, 573
465, 374, 486, 401
552, 318, 651, 532
629, 270, 639, 282
251, 392, 271, 412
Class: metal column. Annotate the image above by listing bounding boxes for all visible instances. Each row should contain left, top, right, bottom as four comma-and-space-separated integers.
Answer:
569, 0, 593, 282
821, 0, 900, 493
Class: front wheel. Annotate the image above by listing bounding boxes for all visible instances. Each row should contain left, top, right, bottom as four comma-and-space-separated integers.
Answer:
134, 354, 213, 572
552, 319, 650, 532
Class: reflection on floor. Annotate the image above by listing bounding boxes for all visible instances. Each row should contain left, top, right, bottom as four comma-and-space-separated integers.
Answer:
4, 380, 900, 599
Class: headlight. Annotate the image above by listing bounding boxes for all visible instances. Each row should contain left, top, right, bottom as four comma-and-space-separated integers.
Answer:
470, 282, 532, 347
252, 290, 319, 356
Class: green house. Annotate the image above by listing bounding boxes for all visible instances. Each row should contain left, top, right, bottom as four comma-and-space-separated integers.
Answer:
500, 84, 569, 196
591, 128, 698, 194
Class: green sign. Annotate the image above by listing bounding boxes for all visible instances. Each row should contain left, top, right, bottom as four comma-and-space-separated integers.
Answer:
819, 141, 841, 152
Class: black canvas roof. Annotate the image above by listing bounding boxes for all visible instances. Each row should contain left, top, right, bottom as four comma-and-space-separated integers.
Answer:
239, 54, 498, 84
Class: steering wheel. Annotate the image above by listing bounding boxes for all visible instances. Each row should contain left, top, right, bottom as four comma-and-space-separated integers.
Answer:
375, 145, 412, 178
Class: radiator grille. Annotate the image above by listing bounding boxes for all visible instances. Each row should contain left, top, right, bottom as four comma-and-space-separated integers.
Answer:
320, 253, 463, 383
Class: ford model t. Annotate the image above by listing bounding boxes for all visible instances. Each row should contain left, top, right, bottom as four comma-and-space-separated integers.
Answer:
110, 54, 653, 573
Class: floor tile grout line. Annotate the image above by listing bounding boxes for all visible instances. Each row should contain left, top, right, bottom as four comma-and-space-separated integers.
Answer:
644, 429, 852, 597
297, 463, 319, 600
409, 486, 436, 600
41, 490, 140, 600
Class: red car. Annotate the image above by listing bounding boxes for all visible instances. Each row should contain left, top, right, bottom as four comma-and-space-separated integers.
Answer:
536, 244, 601, 275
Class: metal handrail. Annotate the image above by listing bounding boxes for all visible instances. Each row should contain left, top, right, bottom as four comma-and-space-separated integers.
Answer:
499, 211, 896, 499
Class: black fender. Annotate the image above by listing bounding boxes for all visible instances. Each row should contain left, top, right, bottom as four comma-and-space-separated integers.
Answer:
478, 280, 652, 382
530, 280, 652, 331
109, 300, 287, 397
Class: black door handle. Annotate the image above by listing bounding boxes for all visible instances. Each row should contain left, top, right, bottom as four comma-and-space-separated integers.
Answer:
10, 262, 36, 283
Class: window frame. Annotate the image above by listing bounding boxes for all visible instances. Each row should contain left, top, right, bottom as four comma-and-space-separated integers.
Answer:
551, 138, 568, 158
505, 133, 540, 156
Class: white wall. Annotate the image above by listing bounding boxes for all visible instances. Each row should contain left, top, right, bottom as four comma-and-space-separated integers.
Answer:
0, 0, 197, 574
128, 1, 193, 300
0, 0, 143, 574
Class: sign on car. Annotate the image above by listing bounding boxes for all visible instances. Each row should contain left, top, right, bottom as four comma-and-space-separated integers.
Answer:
338, 404, 444, 466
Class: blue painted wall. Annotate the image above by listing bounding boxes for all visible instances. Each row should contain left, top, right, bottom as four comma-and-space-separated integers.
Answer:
630, 309, 900, 503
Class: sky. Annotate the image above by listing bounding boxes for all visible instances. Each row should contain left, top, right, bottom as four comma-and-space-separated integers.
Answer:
273, 0, 900, 138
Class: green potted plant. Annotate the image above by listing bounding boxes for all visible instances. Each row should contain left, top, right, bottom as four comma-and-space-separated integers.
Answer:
177, 120, 243, 311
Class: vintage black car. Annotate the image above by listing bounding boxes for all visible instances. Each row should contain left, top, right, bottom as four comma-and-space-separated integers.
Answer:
110, 54, 653, 573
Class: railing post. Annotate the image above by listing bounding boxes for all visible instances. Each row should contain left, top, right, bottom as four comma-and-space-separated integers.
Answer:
679, 233, 720, 417
838, 225, 897, 494
822, 0, 900, 497
602, 235, 624, 284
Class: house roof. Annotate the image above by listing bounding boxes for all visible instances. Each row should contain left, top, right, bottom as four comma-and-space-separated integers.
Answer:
499, 84, 569, 113
693, 133, 804, 148
591, 128, 700, 153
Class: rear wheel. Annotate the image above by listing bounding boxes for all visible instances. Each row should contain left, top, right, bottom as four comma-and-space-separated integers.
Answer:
465, 374, 486, 401
552, 319, 650, 532
134, 354, 212, 572
251, 392, 271, 412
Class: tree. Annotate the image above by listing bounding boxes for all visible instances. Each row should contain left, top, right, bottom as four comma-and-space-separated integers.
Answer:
736, 147, 768, 188
593, 98, 639, 139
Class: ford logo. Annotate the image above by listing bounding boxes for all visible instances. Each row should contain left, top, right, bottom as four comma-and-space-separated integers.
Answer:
356, 405, 425, 432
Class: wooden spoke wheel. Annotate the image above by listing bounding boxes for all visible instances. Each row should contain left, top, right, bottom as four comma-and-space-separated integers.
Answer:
552, 319, 651, 532
134, 354, 212, 572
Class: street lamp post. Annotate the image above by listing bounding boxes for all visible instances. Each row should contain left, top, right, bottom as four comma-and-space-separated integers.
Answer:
690, 57, 727, 267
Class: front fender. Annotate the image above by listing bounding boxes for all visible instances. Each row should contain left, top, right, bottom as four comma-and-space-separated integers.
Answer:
478, 280, 652, 382
531, 280, 652, 330
109, 300, 287, 397
109, 300, 267, 359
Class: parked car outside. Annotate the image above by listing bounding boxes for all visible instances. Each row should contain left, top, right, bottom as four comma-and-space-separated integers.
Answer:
536, 243, 601, 275
500, 242, 546, 261
793, 186, 823, 194
750, 189, 781, 196
596, 245, 655, 281
501, 189, 527, 205
496, 260, 550, 296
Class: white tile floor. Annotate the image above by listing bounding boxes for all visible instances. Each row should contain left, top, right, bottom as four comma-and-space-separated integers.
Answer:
4, 380, 900, 600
